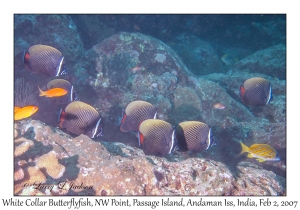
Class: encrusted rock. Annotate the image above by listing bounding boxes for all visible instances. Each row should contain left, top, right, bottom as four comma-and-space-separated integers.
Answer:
14, 129, 18, 138
14, 138, 34, 157
231, 161, 284, 195
14, 120, 285, 196
36, 151, 65, 179
14, 167, 24, 181
173, 85, 202, 111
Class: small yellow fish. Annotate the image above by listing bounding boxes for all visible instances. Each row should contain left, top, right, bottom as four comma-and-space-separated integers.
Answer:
221, 54, 238, 66
240, 142, 280, 162
14, 106, 38, 121
39, 86, 67, 98
14, 106, 21, 113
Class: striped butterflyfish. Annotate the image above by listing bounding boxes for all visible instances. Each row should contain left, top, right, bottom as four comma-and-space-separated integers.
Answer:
47, 79, 79, 105
24, 44, 67, 76
138, 119, 175, 156
240, 77, 272, 106
58, 101, 103, 138
175, 121, 215, 152
120, 100, 157, 132
240, 142, 280, 162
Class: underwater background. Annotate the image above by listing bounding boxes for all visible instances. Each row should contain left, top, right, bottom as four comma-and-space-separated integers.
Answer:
14, 14, 286, 195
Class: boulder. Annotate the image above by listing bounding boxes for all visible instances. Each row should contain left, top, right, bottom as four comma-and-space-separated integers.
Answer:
14, 120, 285, 196
231, 44, 286, 80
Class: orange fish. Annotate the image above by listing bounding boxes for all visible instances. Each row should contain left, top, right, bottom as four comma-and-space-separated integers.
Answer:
14, 107, 21, 113
39, 86, 67, 98
213, 102, 225, 109
14, 106, 38, 121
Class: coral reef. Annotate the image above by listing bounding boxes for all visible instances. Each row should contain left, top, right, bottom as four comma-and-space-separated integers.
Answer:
14, 167, 24, 181
231, 162, 284, 195
14, 129, 18, 138
14, 138, 34, 157
36, 151, 65, 179
26, 166, 47, 184
14, 166, 47, 194
18, 187, 45, 196
71, 32, 193, 144
149, 157, 234, 195
14, 120, 285, 196
14, 122, 66, 195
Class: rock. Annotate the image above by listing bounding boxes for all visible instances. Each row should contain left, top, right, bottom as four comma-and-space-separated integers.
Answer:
169, 33, 224, 76
70, 15, 285, 55
251, 19, 286, 46
71, 32, 260, 141
231, 161, 284, 195
173, 85, 202, 111
73, 32, 189, 95
147, 95, 172, 118
69, 15, 116, 49
14, 129, 18, 139
14, 120, 285, 196
231, 44, 286, 79
71, 32, 192, 142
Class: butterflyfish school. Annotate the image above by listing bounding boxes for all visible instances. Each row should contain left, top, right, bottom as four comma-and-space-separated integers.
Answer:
59, 101, 103, 138
47, 79, 79, 105
120, 100, 157, 132
175, 121, 214, 152
138, 119, 175, 156
240, 77, 272, 106
24, 44, 67, 77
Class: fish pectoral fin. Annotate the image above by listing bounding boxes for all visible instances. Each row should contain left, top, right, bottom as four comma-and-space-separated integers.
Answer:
247, 154, 254, 158
257, 159, 265, 162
